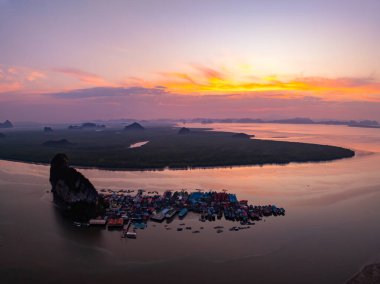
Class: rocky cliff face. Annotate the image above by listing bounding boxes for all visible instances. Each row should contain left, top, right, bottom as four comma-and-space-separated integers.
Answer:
50, 153, 102, 220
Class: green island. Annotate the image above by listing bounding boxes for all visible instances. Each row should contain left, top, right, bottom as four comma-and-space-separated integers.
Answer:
0, 126, 355, 170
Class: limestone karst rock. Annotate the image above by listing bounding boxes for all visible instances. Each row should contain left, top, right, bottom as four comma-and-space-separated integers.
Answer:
124, 122, 145, 131
50, 153, 102, 220
178, 127, 191, 135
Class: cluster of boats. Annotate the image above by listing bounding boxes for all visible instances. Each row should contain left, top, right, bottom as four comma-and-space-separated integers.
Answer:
151, 207, 188, 222
86, 189, 285, 239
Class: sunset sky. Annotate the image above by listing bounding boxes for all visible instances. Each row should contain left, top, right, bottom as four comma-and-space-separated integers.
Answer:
1, 0, 380, 122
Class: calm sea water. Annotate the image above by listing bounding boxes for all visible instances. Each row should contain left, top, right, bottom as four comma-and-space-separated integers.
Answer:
1, 123, 380, 284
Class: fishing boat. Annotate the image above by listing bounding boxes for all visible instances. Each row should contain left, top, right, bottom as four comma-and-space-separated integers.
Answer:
89, 219, 107, 226
122, 223, 137, 239
150, 209, 166, 222
133, 222, 146, 229
107, 218, 124, 229
217, 210, 223, 219
199, 214, 206, 222
178, 208, 188, 219
165, 208, 177, 219
125, 231, 137, 238
150, 213, 165, 222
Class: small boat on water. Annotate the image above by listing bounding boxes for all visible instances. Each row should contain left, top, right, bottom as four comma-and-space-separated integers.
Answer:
217, 211, 223, 219
107, 218, 124, 229
150, 212, 165, 222
199, 214, 206, 222
213, 226, 224, 229
133, 222, 146, 229
165, 208, 177, 219
73, 221, 89, 227
121, 214, 129, 222
122, 221, 136, 239
125, 231, 137, 238
89, 219, 107, 226
178, 208, 188, 219
151, 209, 168, 222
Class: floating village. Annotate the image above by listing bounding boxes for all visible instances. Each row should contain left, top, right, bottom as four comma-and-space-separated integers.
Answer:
79, 189, 286, 239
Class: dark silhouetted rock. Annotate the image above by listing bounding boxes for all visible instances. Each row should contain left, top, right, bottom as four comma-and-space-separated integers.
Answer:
42, 139, 72, 147
0, 133, 5, 138
68, 125, 80, 130
347, 263, 380, 284
178, 127, 191, 135
68, 123, 106, 130
44, 126, 54, 132
124, 122, 145, 131
0, 120, 13, 128
81, 122, 97, 128
232, 133, 254, 139
50, 153, 102, 221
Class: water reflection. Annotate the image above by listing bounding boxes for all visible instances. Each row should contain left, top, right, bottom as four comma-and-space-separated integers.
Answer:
129, 140, 149, 148
1, 123, 380, 283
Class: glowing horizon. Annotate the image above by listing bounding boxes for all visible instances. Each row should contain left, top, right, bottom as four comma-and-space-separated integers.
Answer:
1, 0, 380, 122
2, 63, 379, 101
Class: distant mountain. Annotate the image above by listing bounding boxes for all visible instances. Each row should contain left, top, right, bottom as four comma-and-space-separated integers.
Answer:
44, 127, 54, 132
231, 133, 254, 139
68, 123, 106, 130
0, 120, 13, 128
188, 117, 312, 124
197, 118, 263, 124
81, 122, 106, 128
348, 120, 379, 126
42, 139, 72, 147
319, 120, 351, 125
124, 122, 145, 131
234, 118, 263, 123
348, 124, 380, 129
68, 125, 81, 130
183, 117, 380, 127
271, 118, 315, 124
178, 127, 191, 135
81, 122, 97, 128
320, 120, 379, 127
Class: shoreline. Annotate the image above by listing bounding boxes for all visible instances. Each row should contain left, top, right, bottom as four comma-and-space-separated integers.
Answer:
0, 151, 355, 172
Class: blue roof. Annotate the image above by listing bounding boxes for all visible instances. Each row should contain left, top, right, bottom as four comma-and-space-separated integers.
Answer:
188, 192, 203, 202
228, 194, 238, 203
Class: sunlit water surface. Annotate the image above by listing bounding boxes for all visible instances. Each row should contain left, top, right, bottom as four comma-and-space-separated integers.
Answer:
1, 123, 380, 284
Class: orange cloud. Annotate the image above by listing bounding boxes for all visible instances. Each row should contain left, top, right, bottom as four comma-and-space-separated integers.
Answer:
2, 63, 380, 104
152, 65, 380, 102
0, 81, 22, 93
0, 66, 46, 93
53, 68, 115, 87
26, 71, 45, 81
